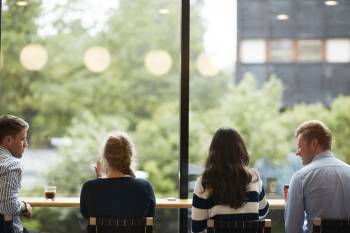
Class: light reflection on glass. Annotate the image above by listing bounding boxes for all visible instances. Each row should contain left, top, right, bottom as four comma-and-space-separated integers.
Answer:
20, 44, 48, 71
16, 1, 28, 7
144, 50, 172, 76
83, 47, 111, 73
196, 53, 219, 77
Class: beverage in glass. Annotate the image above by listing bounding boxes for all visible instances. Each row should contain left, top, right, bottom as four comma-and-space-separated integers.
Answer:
283, 184, 289, 201
44, 186, 56, 201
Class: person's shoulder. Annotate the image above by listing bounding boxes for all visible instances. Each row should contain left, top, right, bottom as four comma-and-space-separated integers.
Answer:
0, 157, 22, 178
132, 178, 155, 197
195, 175, 203, 183
296, 154, 339, 175
290, 165, 311, 183
245, 169, 263, 192
193, 176, 208, 197
133, 178, 154, 189
133, 177, 150, 184
249, 168, 261, 182
292, 166, 306, 177
194, 176, 203, 189
4, 157, 22, 171
334, 157, 350, 167
82, 178, 101, 188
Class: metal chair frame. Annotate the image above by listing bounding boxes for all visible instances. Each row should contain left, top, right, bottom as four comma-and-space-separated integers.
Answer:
0, 214, 14, 233
313, 217, 350, 233
207, 219, 271, 233
88, 217, 153, 233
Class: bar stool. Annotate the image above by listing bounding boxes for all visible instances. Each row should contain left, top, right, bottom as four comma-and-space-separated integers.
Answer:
313, 217, 350, 233
0, 214, 14, 233
87, 216, 153, 233
207, 219, 271, 233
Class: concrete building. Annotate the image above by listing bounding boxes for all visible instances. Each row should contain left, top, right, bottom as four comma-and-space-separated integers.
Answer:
236, 0, 350, 106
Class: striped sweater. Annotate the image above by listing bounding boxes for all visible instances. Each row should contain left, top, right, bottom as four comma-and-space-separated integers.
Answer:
0, 146, 24, 233
191, 175, 269, 233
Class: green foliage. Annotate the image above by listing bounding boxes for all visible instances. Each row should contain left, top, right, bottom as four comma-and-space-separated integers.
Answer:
195, 74, 290, 165
279, 103, 331, 150
2, 0, 350, 232
23, 208, 84, 233
134, 102, 179, 196
328, 96, 350, 162
49, 112, 129, 195
1, 0, 41, 122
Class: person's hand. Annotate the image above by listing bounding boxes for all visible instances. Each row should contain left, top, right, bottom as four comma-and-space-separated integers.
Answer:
23, 203, 32, 218
94, 159, 102, 178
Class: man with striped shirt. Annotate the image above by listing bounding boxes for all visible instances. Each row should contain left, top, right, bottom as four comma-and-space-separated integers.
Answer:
0, 115, 34, 233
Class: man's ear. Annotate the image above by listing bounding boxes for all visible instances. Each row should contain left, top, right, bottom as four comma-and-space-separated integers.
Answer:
0, 135, 13, 147
311, 138, 318, 149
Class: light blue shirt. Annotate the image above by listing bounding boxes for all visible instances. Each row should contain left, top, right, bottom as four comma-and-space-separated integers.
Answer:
285, 151, 350, 233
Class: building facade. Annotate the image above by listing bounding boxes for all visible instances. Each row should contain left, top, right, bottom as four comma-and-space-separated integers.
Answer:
236, 0, 350, 106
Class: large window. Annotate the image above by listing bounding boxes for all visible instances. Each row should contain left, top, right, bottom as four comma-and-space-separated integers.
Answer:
326, 39, 350, 63
1, 0, 185, 232
269, 39, 294, 63
240, 39, 266, 63
2, 1, 350, 233
298, 39, 323, 62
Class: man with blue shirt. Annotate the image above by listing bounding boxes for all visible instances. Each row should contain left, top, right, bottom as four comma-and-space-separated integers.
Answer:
285, 120, 350, 233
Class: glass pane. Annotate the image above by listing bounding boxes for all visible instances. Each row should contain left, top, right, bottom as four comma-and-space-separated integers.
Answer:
235, 0, 350, 197
1, 0, 181, 232
191, 0, 350, 232
240, 39, 266, 63
298, 40, 323, 62
326, 39, 350, 63
189, 0, 237, 231
270, 39, 294, 63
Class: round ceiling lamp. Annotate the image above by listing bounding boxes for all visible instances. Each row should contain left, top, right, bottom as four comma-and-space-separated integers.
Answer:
325, 1, 338, 6
20, 44, 48, 71
158, 8, 169, 14
16, 1, 28, 7
196, 53, 219, 77
276, 14, 289, 20
83, 47, 111, 73
144, 50, 172, 76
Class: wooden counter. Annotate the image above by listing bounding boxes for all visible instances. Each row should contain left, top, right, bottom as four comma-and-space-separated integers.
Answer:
21, 197, 285, 209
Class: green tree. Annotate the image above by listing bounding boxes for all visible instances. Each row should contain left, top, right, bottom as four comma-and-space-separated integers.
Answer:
25, 0, 205, 143
1, 0, 42, 125
195, 74, 290, 165
279, 103, 331, 150
328, 96, 350, 162
49, 112, 129, 195
4, 1, 350, 233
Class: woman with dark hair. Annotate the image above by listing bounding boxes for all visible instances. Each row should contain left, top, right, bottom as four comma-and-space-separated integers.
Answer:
191, 127, 269, 233
80, 131, 155, 230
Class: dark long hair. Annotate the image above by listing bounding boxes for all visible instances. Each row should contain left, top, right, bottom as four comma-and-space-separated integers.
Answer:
201, 127, 253, 208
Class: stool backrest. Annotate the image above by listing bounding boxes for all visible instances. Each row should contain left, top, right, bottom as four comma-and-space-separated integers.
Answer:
207, 219, 271, 233
88, 217, 153, 233
0, 214, 14, 233
313, 218, 350, 233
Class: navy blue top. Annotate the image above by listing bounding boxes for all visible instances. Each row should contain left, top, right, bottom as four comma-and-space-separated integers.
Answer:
80, 177, 156, 219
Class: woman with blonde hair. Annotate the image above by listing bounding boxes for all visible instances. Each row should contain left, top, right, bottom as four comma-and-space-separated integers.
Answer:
191, 127, 269, 232
80, 132, 155, 227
